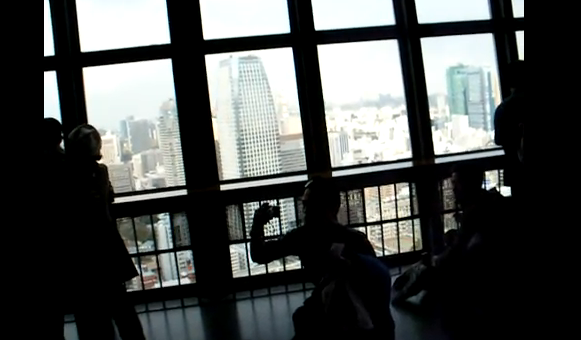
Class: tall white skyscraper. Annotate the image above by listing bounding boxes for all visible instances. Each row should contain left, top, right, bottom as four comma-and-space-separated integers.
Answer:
101, 132, 121, 165
216, 56, 281, 181
158, 99, 186, 187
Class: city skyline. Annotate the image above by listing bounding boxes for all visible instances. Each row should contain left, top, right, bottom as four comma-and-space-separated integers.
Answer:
44, 0, 524, 130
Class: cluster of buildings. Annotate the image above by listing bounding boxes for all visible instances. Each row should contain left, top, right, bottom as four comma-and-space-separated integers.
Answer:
126, 213, 195, 291
98, 54, 499, 278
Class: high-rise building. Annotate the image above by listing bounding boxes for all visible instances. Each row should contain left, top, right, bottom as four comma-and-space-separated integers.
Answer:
132, 149, 163, 179
446, 65, 496, 132
158, 99, 185, 187
215, 55, 281, 181
108, 163, 135, 194
280, 134, 306, 173
127, 118, 154, 154
329, 130, 350, 167
155, 214, 195, 285
101, 132, 121, 164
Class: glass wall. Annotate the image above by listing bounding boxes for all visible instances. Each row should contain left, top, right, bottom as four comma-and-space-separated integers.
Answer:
44, 72, 60, 120
83, 60, 186, 194
318, 40, 410, 167
76, 0, 171, 52
422, 34, 501, 156
44, 0, 54, 57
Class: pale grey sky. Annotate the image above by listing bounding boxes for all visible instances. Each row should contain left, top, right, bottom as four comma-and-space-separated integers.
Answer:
44, 0, 524, 130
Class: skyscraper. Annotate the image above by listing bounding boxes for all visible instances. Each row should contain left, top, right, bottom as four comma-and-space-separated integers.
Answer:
158, 99, 185, 187
280, 134, 307, 173
101, 132, 121, 164
127, 118, 154, 154
446, 65, 495, 132
215, 56, 281, 181
108, 163, 135, 194
329, 130, 350, 167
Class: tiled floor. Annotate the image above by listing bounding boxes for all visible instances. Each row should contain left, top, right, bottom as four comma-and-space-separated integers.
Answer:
65, 292, 449, 340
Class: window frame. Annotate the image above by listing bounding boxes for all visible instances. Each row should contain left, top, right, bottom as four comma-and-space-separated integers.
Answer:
46, 0, 523, 305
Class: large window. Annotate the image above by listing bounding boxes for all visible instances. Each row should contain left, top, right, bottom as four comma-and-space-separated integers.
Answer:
517, 31, 525, 60
83, 60, 186, 194
199, 0, 290, 40
44, 72, 60, 120
44, 0, 54, 56
76, 0, 171, 52
318, 41, 410, 167
415, 0, 491, 24
206, 48, 306, 181
45, 0, 523, 297
422, 34, 501, 156
311, 0, 396, 31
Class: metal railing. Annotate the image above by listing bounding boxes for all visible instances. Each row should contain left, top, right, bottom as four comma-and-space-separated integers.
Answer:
109, 154, 506, 307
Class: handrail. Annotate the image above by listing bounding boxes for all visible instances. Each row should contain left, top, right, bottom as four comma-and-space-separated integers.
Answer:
112, 154, 506, 219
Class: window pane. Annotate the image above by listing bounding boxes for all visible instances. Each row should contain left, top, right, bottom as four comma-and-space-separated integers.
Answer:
200, 0, 290, 40
513, 0, 525, 18
134, 216, 155, 252
230, 244, 250, 278
415, 0, 491, 24
154, 213, 173, 251
140, 255, 161, 290
422, 34, 501, 156
76, 0, 171, 52
44, 0, 54, 56
312, 0, 395, 31
319, 41, 410, 167
176, 251, 196, 284
44, 72, 61, 120
207, 49, 305, 181
84, 60, 186, 193
517, 31, 525, 59
117, 218, 138, 254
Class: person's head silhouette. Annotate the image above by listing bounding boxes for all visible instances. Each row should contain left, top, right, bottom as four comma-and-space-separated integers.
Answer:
68, 124, 103, 161
452, 163, 485, 207
43, 118, 63, 152
302, 177, 341, 226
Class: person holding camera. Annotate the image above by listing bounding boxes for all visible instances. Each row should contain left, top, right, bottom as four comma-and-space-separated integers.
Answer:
250, 178, 395, 340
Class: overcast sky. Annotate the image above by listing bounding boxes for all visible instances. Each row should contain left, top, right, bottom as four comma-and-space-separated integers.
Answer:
44, 0, 524, 130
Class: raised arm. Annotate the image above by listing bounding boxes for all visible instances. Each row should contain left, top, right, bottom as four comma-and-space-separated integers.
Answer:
250, 204, 296, 265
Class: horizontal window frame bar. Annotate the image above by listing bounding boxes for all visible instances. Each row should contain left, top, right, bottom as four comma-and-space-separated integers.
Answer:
44, 56, 58, 72
128, 246, 194, 258
112, 155, 506, 219
205, 34, 293, 55
227, 214, 423, 245
315, 26, 399, 45
219, 170, 308, 186
79, 44, 173, 68
44, 19, 523, 71
418, 20, 495, 38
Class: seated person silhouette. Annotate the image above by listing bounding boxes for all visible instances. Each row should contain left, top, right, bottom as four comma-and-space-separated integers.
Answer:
250, 178, 395, 340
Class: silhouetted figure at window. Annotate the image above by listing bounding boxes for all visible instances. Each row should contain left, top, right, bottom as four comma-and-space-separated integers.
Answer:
64, 125, 145, 340
444, 164, 510, 340
43, 118, 67, 339
495, 60, 525, 198
250, 178, 395, 340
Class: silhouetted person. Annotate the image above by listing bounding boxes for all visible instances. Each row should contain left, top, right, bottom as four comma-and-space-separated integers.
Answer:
43, 118, 67, 339
64, 125, 145, 340
250, 178, 395, 340
444, 164, 510, 340
495, 60, 525, 197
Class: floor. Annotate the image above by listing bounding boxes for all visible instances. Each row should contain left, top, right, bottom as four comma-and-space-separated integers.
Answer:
65, 292, 449, 340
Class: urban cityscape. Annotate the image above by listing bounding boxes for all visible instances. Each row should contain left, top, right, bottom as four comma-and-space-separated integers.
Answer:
80, 52, 502, 279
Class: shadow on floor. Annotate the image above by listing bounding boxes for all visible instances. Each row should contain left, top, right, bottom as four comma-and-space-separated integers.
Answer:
65, 291, 449, 340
